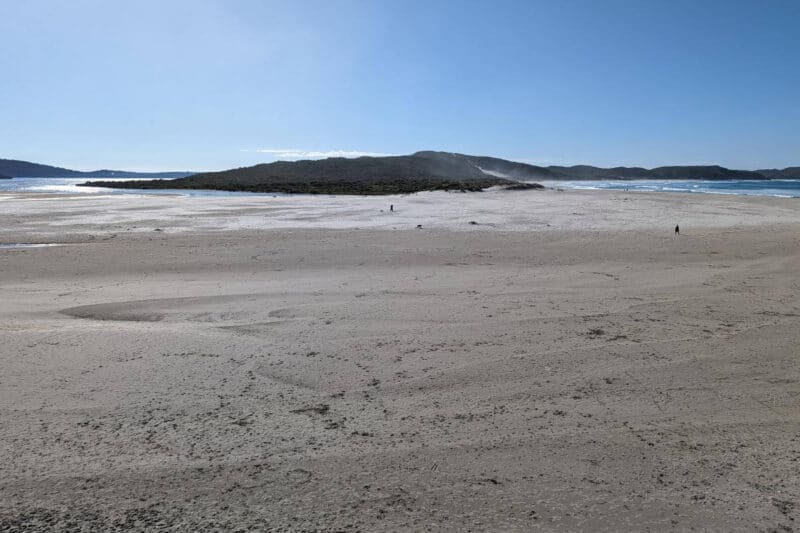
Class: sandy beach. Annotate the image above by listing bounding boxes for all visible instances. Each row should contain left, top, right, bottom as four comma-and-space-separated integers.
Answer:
1, 188, 798, 531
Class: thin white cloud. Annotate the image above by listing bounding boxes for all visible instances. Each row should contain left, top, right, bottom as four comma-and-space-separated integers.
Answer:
243, 149, 394, 160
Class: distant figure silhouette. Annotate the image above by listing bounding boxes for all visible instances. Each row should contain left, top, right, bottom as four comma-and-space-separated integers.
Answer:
675, 225, 680, 235
390, 204, 394, 212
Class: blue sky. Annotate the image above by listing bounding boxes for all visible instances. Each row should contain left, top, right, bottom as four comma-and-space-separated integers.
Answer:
1, 0, 797, 171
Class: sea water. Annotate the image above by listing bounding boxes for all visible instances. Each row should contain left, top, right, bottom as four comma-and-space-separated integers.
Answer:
541, 179, 800, 198
0, 178, 286, 197
1, 177, 799, 198
0, 243, 62, 249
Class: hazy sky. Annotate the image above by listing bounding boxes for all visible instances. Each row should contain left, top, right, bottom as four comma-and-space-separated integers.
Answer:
1, 0, 798, 171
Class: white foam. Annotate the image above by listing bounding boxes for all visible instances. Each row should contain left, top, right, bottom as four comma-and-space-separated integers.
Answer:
0, 243, 62, 250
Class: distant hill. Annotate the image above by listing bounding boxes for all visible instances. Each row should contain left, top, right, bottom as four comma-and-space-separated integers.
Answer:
549, 164, 768, 180
85, 152, 542, 194
84, 151, 797, 195
648, 166, 765, 180
0, 172, 11, 179
757, 167, 800, 179
548, 165, 651, 180
0, 158, 194, 179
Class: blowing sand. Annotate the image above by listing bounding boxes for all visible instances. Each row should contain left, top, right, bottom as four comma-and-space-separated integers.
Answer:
0, 189, 798, 531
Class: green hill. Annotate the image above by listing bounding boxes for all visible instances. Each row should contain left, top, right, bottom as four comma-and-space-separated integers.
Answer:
84, 152, 543, 194
0, 158, 193, 179
756, 167, 800, 179
83, 151, 793, 195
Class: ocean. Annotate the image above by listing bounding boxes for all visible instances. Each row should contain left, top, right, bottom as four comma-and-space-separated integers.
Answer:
1, 177, 799, 198
0, 177, 281, 197
541, 179, 800, 198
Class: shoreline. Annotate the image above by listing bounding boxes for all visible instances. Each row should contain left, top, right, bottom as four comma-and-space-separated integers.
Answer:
2, 188, 800, 238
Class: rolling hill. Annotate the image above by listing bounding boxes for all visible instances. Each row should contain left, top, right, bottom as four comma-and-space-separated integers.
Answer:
83, 151, 797, 195
0, 158, 193, 179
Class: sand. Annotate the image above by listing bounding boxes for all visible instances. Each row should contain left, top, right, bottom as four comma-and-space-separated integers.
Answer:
0, 189, 798, 531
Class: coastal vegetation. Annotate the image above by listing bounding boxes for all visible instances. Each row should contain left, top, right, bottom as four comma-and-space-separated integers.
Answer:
4, 152, 799, 195
81, 151, 800, 195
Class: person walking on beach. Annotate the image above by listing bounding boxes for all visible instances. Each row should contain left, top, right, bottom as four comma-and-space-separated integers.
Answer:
390, 204, 394, 212
675, 224, 680, 235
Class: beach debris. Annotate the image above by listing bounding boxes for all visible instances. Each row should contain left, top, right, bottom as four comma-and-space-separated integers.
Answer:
291, 404, 330, 416
501, 182, 544, 191
325, 419, 344, 430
